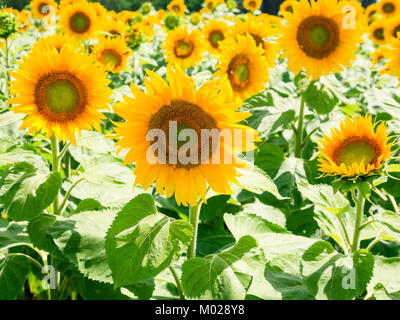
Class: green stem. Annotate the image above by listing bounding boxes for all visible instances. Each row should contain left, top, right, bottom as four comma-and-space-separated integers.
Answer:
5, 38, 10, 102
58, 177, 84, 214
294, 95, 305, 158
187, 202, 202, 259
351, 189, 365, 253
169, 266, 185, 300
367, 237, 382, 251
50, 135, 60, 215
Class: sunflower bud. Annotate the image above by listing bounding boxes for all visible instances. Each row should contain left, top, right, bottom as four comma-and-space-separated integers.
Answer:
0, 12, 17, 39
165, 13, 180, 30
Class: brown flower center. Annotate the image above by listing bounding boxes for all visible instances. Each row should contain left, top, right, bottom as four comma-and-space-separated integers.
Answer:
101, 49, 122, 69
173, 39, 194, 58
297, 15, 339, 59
209, 30, 224, 48
34, 71, 87, 123
383, 2, 395, 13
69, 11, 91, 34
227, 54, 251, 92
373, 27, 384, 40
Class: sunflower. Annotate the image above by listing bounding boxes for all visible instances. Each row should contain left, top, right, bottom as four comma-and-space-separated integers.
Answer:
385, 16, 400, 40
162, 26, 206, 69
59, 2, 99, 40
380, 35, 400, 80
8, 45, 112, 144
16, 11, 31, 32
215, 34, 270, 101
260, 14, 284, 36
91, 2, 108, 19
94, 36, 132, 73
101, 19, 126, 37
378, 0, 398, 17
318, 115, 393, 177
204, 0, 224, 12
371, 46, 387, 65
33, 33, 79, 52
365, 3, 379, 24
30, 0, 58, 19
369, 19, 386, 44
190, 12, 201, 25
112, 64, 259, 206
234, 16, 278, 63
279, 0, 298, 14
202, 20, 230, 53
243, 0, 262, 12
278, 0, 363, 80
167, 0, 186, 17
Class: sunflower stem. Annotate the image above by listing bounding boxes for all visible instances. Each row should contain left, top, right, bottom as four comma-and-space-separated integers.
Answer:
351, 189, 365, 253
50, 135, 60, 215
169, 266, 185, 300
187, 201, 202, 260
4, 38, 11, 103
295, 94, 306, 158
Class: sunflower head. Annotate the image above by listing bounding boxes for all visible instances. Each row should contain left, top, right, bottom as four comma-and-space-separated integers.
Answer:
190, 12, 201, 25
279, 0, 298, 15
215, 34, 271, 101
16, 11, 31, 32
33, 33, 79, 52
0, 11, 17, 39
59, 1, 99, 40
162, 26, 206, 70
380, 35, 400, 81
202, 20, 230, 53
8, 44, 112, 144
101, 19, 126, 37
112, 64, 259, 206
167, 0, 187, 17
227, 0, 237, 10
165, 13, 180, 30
140, 2, 153, 15
365, 3, 379, 24
318, 115, 394, 178
369, 19, 386, 44
30, 0, 58, 19
243, 0, 262, 12
94, 36, 132, 73
385, 16, 400, 40
125, 25, 145, 50
378, 0, 398, 17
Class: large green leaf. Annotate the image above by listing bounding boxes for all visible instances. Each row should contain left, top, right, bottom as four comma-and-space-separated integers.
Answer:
0, 219, 30, 250
181, 235, 259, 300
301, 241, 374, 300
105, 194, 193, 287
367, 256, 400, 300
0, 255, 30, 300
303, 81, 339, 115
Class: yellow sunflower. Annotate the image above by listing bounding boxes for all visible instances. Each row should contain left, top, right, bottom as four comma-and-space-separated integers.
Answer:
318, 115, 393, 177
378, 0, 398, 17
190, 12, 201, 25
380, 35, 400, 80
371, 46, 387, 65
8, 45, 112, 144
94, 36, 132, 73
279, 0, 298, 14
260, 14, 284, 36
385, 16, 400, 40
91, 2, 108, 19
16, 11, 31, 32
59, 2, 99, 40
33, 33, 79, 52
215, 34, 271, 101
243, 0, 262, 12
167, 0, 187, 17
162, 26, 206, 69
202, 20, 230, 53
204, 0, 224, 12
112, 64, 259, 206
101, 19, 127, 37
369, 19, 386, 44
278, 0, 363, 80
234, 16, 278, 63
30, 0, 58, 19
365, 3, 379, 23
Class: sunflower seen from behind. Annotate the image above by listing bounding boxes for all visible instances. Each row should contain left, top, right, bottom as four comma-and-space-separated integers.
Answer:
215, 34, 271, 101
59, 1, 99, 40
202, 20, 230, 54
8, 44, 112, 144
162, 26, 206, 70
318, 115, 393, 177
112, 64, 259, 206
278, 0, 363, 80
94, 36, 132, 73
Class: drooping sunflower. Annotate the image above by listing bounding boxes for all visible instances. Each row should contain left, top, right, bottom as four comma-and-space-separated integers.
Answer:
369, 19, 386, 44
94, 36, 132, 73
378, 0, 398, 17
112, 64, 259, 206
278, 0, 363, 80
8, 45, 112, 144
167, 0, 187, 17
365, 3, 379, 24
162, 26, 206, 69
202, 20, 230, 54
279, 0, 298, 14
243, 0, 262, 12
33, 33, 79, 52
59, 2, 99, 40
385, 16, 400, 40
234, 16, 278, 63
318, 115, 393, 177
215, 34, 271, 101
380, 35, 400, 80
30, 0, 58, 19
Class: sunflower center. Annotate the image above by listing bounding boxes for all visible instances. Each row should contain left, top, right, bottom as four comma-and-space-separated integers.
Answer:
249, 1, 256, 8
35, 71, 87, 122
228, 54, 251, 91
102, 49, 121, 68
173, 40, 194, 58
69, 11, 91, 34
383, 2, 395, 13
172, 5, 180, 12
38, 2, 49, 16
297, 16, 339, 59
149, 99, 218, 169
374, 27, 384, 40
392, 24, 400, 37
286, 5, 293, 13
209, 30, 224, 48
333, 137, 380, 167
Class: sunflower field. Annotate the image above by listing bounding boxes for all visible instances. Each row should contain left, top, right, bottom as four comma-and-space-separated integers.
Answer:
1, 0, 400, 302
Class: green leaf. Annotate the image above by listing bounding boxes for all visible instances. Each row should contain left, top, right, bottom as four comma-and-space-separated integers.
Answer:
303, 81, 339, 114
367, 256, 400, 300
181, 236, 258, 300
375, 211, 400, 242
105, 194, 193, 287
0, 220, 30, 250
0, 255, 30, 300
254, 142, 285, 178
301, 241, 374, 300
74, 198, 105, 214
48, 210, 117, 283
